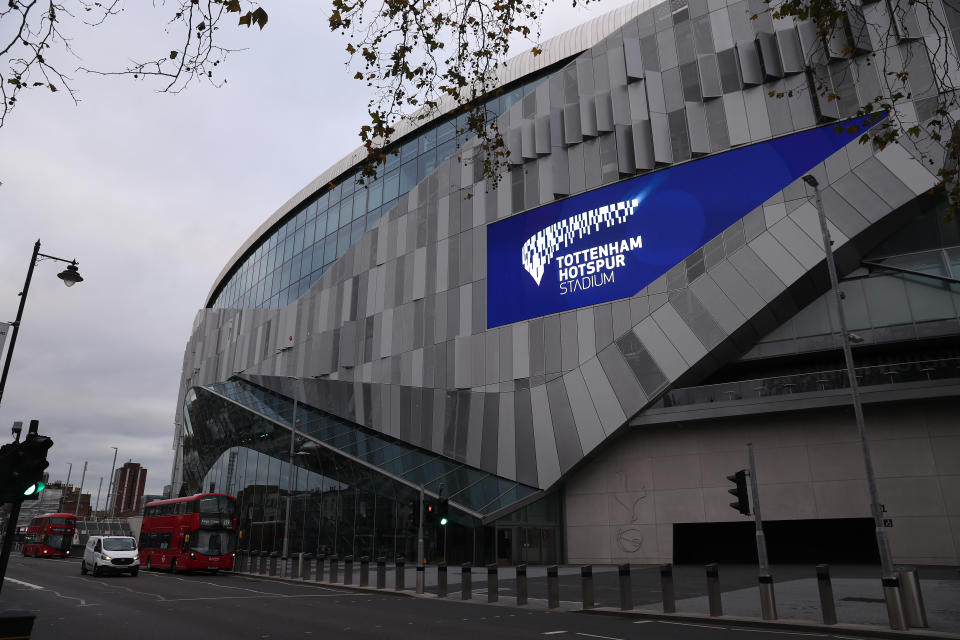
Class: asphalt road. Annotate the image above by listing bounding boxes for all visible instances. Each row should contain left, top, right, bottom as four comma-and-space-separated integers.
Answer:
0, 555, 918, 640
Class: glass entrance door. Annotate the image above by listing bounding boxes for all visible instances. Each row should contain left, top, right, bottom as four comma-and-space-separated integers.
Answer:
495, 526, 559, 564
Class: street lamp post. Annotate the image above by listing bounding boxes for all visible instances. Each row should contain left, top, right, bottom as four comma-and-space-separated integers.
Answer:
0, 240, 83, 410
281, 399, 299, 573
803, 175, 904, 628
74, 461, 88, 516
0, 240, 82, 596
106, 446, 118, 519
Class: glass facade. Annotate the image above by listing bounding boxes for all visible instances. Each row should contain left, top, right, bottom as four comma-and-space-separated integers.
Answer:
182, 379, 559, 564
210, 75, 548, 311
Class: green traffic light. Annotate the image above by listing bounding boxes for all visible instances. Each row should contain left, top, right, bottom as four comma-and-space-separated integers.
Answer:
23, 481, 46, 497
439, 517, 448, 526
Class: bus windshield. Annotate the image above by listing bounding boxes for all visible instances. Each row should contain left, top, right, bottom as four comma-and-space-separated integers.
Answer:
44, 535, 71, 552
198, 496, 236, 515
189, 530, 236, 555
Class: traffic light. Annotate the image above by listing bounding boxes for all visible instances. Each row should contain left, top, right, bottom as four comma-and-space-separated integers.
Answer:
15, 432, 52, 501
0, 442, 19, 503
727, 469, 750, 515
405, 500, 417, 531
0, 424, 53, 503
437, 495, 449, 526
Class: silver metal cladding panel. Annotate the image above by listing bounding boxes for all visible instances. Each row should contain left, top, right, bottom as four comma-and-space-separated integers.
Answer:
181, 0, 946, 494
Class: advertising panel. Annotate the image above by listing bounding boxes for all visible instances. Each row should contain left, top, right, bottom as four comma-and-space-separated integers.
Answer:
486, 116, 884, 328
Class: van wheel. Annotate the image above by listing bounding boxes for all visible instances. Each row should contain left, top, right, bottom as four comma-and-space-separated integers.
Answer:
80, 561, 87, 575
130, 567, 139, 577
170, 559, 178, 574
93, 563, 102, 577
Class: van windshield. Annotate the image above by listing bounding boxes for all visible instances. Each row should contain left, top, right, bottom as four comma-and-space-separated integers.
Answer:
103, 538, 137, 551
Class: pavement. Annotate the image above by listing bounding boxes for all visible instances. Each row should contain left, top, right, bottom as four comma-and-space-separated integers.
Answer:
237, 558, 960, 638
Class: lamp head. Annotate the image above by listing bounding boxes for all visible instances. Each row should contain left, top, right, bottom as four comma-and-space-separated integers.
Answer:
802, 175, 819, 188
57, 263, 83, 287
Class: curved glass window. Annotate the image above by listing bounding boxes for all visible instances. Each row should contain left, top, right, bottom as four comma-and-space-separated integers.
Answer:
210, 72, 552, 311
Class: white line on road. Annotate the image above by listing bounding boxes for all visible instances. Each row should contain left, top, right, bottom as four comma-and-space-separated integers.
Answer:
633, 620, 653, 624
542, 632, 568, 635
576, 633, 625, 640
3, 577, 44, 589
656, 621, 727, 629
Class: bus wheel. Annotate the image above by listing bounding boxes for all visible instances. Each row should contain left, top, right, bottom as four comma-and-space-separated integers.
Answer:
170, 559, 178, 574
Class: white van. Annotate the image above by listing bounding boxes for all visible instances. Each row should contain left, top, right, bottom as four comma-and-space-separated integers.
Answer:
81, 536, 139, 577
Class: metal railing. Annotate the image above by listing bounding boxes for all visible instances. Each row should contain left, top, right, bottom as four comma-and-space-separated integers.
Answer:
656, 358, 960, 409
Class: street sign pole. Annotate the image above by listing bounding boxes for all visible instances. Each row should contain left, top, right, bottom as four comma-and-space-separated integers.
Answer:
748, 443, 776, 620
0, 500, 22, 595
417, 485, 424, 566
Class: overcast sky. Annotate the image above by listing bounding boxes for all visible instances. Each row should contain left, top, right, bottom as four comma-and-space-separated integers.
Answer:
0, 0, 634, 498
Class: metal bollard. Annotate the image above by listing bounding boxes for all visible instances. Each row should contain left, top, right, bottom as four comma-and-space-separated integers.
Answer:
706, 563, 722, 617
816, 565, 837, 625
581, 565, 594, 610
331, 556, 340, 583
293, 552, 303, 580
395, 558, 405, 591
547, 565, 560, 609
660, 563, 676, 613
280, 556, 288, 578
359, 556, 369, 587
516, 564, 528, 606
898, 568, 928, 628
461, 564, 472, 600
376, 557, 386, 589
259, 551, 268, 575
269, 552, 279, 576
883, 575, 908, 631
487, 564, 498, 603
758, 574, 777, 620
316, 555, 326, 582
417, 565, 425, 594
344, 555, 353, 585
618, 563, 633, 611
437, 563, 448, 598
302, 553, 313, 581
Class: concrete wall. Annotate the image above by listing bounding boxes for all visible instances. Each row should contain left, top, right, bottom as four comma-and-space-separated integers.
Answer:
565, 397, 960, 566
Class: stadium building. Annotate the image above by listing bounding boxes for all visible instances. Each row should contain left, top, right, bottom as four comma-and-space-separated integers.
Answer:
173, 0, 960, 565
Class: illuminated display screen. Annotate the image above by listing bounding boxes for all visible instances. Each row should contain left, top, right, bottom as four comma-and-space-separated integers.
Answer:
486, 116, 884, 328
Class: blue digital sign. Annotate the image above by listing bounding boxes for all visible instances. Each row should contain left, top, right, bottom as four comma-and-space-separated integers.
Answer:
486, 115, 884, 328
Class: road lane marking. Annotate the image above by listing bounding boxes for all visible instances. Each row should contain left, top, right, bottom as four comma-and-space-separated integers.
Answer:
542, 632, 568, 635
4, 577, 92, 606
633, 620, 653, 624
576, 634, 625, 640
656, 621, 724, 629
4, 577, 44, 589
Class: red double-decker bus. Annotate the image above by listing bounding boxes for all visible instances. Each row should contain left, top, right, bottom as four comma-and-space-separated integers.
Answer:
139, 493, 236, 574
22, 513, 76, 558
